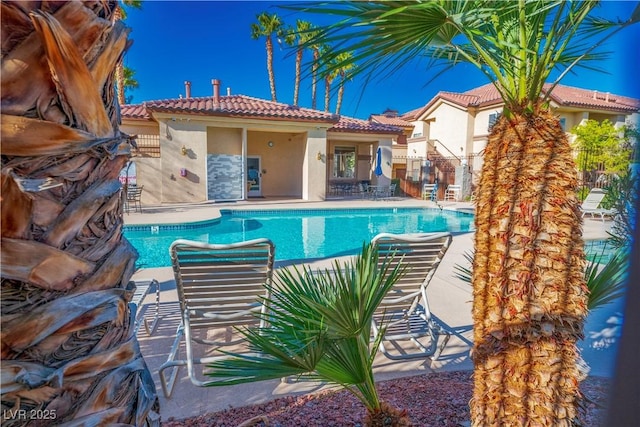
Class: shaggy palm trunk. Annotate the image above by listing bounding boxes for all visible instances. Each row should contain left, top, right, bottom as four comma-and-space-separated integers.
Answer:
324, 76, 331, 112
293, 47, 302, 106
336, 74, 345, 115
1, 1, 158, 425
470, 108, 588, 425
266, 36, 277, 102
364, 402, 412, 427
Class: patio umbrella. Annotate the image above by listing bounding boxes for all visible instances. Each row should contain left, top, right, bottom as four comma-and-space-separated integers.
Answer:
374, 147, 383, 176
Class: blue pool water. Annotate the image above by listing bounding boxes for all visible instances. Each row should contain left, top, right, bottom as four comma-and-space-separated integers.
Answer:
124, 208, 475, 268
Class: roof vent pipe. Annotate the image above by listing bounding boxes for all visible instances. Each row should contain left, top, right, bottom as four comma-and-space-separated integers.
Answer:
227, 87, 231, 96
593, 90, 597, 100
212, 79, 221, 105
605, 92, 610, 102
184, 81, 191, 98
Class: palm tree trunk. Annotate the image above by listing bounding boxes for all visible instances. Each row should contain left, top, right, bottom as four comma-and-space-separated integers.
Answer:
1, 1, 158, 425
336, 73, 345, 115
266, 36, 277, 102
470, 109, 587, 426
112, 5, 126, 106
311, 49, 319, 110
293, 47, 302, 106
324, 76, 331, 112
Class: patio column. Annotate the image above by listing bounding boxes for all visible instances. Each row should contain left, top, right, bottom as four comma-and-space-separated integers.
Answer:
303, 128, 327, 201
375, 137, 393, 186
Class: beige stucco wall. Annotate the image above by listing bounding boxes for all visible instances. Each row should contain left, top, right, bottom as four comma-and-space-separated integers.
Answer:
159, 119, 208, 203
207, 127, 242, 155
119, 120, 162, 204
428, 102, 472, 158
304, 128, 328, 200
247, 131, 305, 197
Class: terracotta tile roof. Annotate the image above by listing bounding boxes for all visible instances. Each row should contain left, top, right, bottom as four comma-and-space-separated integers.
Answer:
414, 83, 639, 115
400, 106, 425, 121
141, 95, 340, 123
330, 116, 402, 135
121, 95, 402, 135
545, 84, 640, 112
120, 103, 151, 120
369, 114, 413, 128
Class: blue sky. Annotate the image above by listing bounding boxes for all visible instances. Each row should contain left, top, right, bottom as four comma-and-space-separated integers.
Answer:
124, 1, 640, 119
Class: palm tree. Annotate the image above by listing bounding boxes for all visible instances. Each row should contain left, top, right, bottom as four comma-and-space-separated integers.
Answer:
320, 44, 338, 112
284, 19, 313, 106
251, 12, 284, 102
205, 244, 411, 426
113, 0, 142, 106
334, 51, 355, 115
1, 1, 157, 424
123, 65, 140, 104
295, 1, 639, 425
301, 24, 322, 110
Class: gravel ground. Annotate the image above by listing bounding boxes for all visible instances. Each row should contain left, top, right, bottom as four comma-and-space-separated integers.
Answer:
161, 371, 611, 426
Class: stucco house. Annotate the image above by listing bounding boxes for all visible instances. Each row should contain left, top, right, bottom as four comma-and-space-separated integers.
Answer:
120, 80, 401, 204
402, 82, 640, 193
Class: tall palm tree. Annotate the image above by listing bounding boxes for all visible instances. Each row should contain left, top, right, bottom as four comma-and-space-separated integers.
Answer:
320, 44, 338, 112
302, 24, 322, 110
334, 51, 355, 115
113, 0, 142, 106
284, 19, 313, 106
251, 12, 284, 102
1, 1, 157, 425
295, 1, 639, 425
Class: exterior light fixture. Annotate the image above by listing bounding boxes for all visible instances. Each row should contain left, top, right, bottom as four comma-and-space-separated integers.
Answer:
181, 145, 188, 156
316, 151, 322, 161
268, 141, 274, 147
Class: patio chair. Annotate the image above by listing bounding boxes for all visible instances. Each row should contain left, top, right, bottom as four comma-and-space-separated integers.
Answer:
581, 188, 615, 222
423, 183, 437, 201
381, 183, 397, 199
125, 185, 143, 213
444, 184, 461, 201
159, 238, 275, 398
371, 232, 453, 360
128, 278, 160, 336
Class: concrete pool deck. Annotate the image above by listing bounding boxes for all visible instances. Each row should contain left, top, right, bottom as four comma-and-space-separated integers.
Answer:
127, 197, 618, 422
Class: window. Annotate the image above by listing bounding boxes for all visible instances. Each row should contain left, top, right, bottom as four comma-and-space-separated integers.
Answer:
488, 113, 499, 131
559, 117, 567, 131
333, 146, 356, 178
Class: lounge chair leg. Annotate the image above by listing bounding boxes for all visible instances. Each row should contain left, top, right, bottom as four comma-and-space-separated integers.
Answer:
159, 325, 185, 398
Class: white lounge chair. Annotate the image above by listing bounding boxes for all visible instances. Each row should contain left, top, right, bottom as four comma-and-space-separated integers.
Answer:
581, 188, 615, 222
129, 278, 160, 336
371, 232, 453, 360
444, 184, 461, 201
159, 238, 275, 397
423, 183, 437, 201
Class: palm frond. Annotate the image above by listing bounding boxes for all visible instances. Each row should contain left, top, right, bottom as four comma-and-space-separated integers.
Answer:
205, 242, 405, 413
585, 247, 629, 311
286, 0, 635, 113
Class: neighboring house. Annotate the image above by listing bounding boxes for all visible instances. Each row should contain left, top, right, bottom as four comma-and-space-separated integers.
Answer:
120, 80, 401, 204
369, 109, 413, 179
404, 82, 640, 186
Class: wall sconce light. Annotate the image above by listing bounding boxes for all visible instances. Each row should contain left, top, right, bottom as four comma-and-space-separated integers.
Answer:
316, 151, 322, 161
181, 145, 188, 156
268, 141, 274, 148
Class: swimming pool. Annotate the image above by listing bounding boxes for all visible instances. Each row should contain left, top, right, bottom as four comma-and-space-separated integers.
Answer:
124, 208, 475, 268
